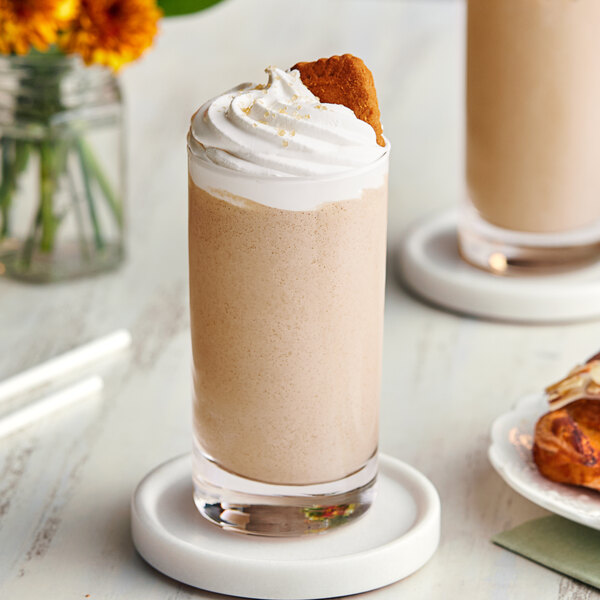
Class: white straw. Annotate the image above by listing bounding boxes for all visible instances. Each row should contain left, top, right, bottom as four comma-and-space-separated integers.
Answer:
0, 376, 103, 440
0, 329, 131, 404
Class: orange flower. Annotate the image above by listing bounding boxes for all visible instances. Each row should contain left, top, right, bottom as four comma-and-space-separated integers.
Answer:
0, 0, 78, 55
59, 0, 161, 71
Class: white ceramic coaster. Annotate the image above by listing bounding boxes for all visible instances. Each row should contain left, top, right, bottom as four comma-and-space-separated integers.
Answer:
397, 210, 600, 323
131, 453, 440, 600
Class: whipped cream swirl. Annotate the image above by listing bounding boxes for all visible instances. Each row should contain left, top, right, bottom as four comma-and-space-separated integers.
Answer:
189, 67, 385, 177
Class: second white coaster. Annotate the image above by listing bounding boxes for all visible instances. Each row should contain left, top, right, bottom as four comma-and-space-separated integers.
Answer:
397, 210, 600, 323
131, 453, 440, 600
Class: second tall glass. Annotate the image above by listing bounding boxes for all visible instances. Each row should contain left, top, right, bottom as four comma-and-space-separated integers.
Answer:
461, 0, 600, 274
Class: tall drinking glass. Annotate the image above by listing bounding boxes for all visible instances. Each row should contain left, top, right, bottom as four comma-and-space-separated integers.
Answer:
188, 133, 389, 536
460, 0, 600, 275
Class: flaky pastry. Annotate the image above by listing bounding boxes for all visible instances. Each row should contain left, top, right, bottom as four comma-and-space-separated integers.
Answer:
533, 352, 600, 491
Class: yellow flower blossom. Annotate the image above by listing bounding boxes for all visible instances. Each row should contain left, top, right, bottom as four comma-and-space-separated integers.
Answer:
0, 0, 78, 55
59, 0, 161, 71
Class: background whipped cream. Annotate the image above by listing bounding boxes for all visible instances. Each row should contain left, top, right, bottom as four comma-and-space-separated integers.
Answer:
189, 66, 385, 177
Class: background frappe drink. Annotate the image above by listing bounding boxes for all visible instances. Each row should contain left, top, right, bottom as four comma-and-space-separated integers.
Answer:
188, 59, 389, 535
461, 0, 600, 273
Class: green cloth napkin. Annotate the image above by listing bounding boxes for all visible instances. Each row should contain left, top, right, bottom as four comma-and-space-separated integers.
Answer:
493, 516, 600, 589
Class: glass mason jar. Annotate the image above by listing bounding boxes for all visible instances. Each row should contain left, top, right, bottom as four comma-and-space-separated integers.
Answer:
460, 0, 600, 275
0, 54, 125, 283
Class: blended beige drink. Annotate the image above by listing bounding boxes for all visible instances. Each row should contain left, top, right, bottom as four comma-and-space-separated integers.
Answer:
462, 0, 600, 273
188, 56, 389, 535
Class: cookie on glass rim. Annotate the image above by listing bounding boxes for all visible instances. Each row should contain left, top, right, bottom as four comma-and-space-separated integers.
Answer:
292, 54, 385, 147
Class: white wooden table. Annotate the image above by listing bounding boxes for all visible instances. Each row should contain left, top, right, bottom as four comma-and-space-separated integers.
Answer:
2, 1, 600, 598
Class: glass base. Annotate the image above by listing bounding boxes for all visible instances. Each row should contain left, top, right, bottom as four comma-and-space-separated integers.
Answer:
458, 206, 600, 276
0, 239, 124, 283
192, 442, 377, 537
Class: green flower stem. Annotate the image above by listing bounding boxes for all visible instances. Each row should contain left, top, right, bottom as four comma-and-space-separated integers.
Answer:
66, 156, 91, 261
39, 141, 60, 253
0, 137, 13, 238
22, 205, 42, 268
0, 138, 31, 239
77, 137, 123, 229
14, 140, 30, 174
75, 138, 104, 251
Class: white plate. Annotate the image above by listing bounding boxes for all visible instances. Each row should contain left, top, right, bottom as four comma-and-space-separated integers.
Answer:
489, 393, 600, 529
131, 453, 440, 600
